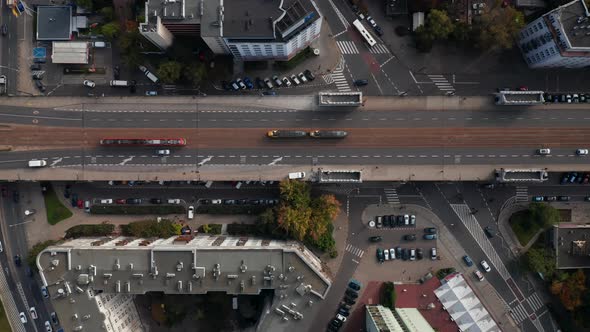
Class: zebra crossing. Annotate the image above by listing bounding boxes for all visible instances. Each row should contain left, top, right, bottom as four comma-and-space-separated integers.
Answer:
428, 74, 455, 93
510, 302, 529, 324
370, 44, 390, 54
337, 41, 359, 55
345, 243, 364, 258
323, 57, 351, 92
450, 204, 511, 280
384, 188, 400, 204
515, 186, 529, 202
527, 293, 544, 312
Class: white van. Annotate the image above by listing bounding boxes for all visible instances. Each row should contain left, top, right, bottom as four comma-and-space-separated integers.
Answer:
93, 41, 106, 48
28, 160, 47, 168
187, 206, 194, 219
139, 65, 159, 84
110, 80, 129, 87
288, 172, 305, 179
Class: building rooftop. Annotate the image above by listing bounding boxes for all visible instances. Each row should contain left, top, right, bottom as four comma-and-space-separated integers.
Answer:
548, 0, 590, 49
38, 235, 331, 332
36, 6, 72, 40
554, 224, 590, 269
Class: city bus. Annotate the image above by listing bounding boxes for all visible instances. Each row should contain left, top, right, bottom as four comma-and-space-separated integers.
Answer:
352, 19, 376, 47
99, 138, 187, 147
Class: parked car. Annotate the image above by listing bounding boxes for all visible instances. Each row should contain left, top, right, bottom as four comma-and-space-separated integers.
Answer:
409, 248, 416, 261
374, 25, 383, 36
474, 270, 485, 281
561, 173, 570, 184
126, 198, 141, 204
14, 255, 21, 266
484, 226, 494, 238
24, 209, 36, 216
376, 248, 384, 262
44, 321, 52, 332
366, 16, 377, 27
34, 80, 46, 92
282, 77, 292, 87
532, 196, 544, 202
463, 255, 473, 267
558, 196, 571, 201
345, 289, 358, 299
272, 75, 282, 87
297, 72, 308, 83
545, 196, 557, 201
416, 248, 423, 260
83, 80, 96, 88
255, 77, 265, 89
423, 234, 437, 240
348, 279, 362, 291
404, 234, 416, 241
150, 198, 162, 204
430, 247, 437, 260
304, 69, 315, 81
29, 307, 38, 320
424, 227, 437, 234
480, 260, 491, 272
290, 74, 301, 85
369, 236, 382, 242
384, 249, 389, 261
243, 77, 254, 89
235, 78, 246, 89
263, 77, 273, 89
389, 248, 396, 260
99, 198, 113, 204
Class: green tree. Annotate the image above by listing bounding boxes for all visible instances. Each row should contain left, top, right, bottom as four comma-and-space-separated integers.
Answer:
309, 194, 340, 240
529, 203, 560, 228
415, 26, 434, 52
524, 247, 555, 278
157, 61, 183, 84
474, 0, 524, 51
279, 179, 311, 208
27, 240, 58, 270
381, 282, 396, 309
425, 9, 454, 40
74, 0, 93, 11
184, 62, 207, 87
101, 22, 120, 40
118, 31, 144, 67
100, 7, 114, 21
452, 21, 472, 42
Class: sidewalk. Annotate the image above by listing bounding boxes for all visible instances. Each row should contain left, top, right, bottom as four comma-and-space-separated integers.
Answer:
16, 10, 37, 96
322, 209, 349, 278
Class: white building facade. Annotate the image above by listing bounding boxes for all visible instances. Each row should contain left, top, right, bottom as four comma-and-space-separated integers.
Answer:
518, 0, 590, 68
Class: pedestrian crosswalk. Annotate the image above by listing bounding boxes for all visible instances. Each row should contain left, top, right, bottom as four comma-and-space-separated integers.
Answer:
345, 243, 364, 258
323, 57, 351, 92
384, 188, 400, 204
337, 41, 359, 54
428, 74, 455, 93
516, 186, 528, 202
450, 204, 511, 280
527, 293, 544, 312
510, 302, 529, 324
370, 44, 390, 54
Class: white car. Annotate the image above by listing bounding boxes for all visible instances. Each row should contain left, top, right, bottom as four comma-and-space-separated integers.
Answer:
336, 314, 347, 322
577, 149, 588, 155
389, 248, 395, 260
83, 80, 96, 88
410, 214, 416, 225
211, 199, 222, 205
156, 149, 170, 156
403, 214, 410, 225
430, 247, 437, 260
187, 205, 194, 219
480, 260, 491, 272
167, 198, 181, 204
409, 248, 416, 261
537, 148, 551, 155
297, 72, 308, 83
19, 312, 27, 323
290, 74, 301, 85
24, 209, 36, 216
44, 321, 53, 332
474, 270, 485, 281
282, 77, 292, 87
384, 249, 389, 261
30, 307, 38, 320
100, 199, 113, 204
367, 16, 377, 27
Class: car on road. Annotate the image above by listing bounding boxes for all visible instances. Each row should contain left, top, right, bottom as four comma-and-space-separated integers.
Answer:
30, 307, 38, 320
532, 196, 544, 202
145, 91, 158, 96
24, 209, 36, 216
282, 77, 292, 87
354, 79, 368, 86
19, 312, 27, 323
35, 80, 46, 92
376, 248, 384, 262
44, 321, 53, 332
14, 255, 21, 266
157, 149, 170, 155
369, 236, 382, 242
480, 260, 491, 272
424, 227, 437, 234
41, 286, 49, 298
83, 80, 96, 88
404, 234, 416, 241
484, 226, 494, 238
423, 234, 437, 240
537, 148, 551, 155
463, 255, 473, 266
126, 198, 141, 204
577, 149, 589, 155
474, 270, 485, 281
558, 195, 571, 201
430, 247, 437, 260
304, 69, 315, 81
1, 24, 7, 36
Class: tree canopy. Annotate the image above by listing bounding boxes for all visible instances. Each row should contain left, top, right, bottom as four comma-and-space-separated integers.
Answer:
101, 22, 120, 40
524, 247, 555, 277
157, 61, 183, 84
184, 62, 207, 87
474, 1, 524, 51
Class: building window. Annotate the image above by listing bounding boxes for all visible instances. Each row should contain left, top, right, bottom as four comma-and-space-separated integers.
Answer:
537, 22, 543, 29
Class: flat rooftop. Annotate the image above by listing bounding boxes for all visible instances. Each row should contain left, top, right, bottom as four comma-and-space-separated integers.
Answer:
554, 224, 590, 269
554, 0, 590, 49
36, 6, 72, 40
38, 235, 331, 332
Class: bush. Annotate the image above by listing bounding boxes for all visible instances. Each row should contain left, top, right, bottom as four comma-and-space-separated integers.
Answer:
227, 223, 260, 236
381, 282, 396, 309
329, 248, 338, 258
91, 205, 185, 215
436, 267, 456, 279
27, 240, 58, 270
198, 224, 222, 234
65, 223, 114, 238
121, 220, 181, 238
195, 205, 268, 215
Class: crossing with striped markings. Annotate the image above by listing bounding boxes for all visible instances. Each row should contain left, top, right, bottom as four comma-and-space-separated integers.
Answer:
527, 293, 544, 312
383, 188, 400, 204
345, 243, 364, 258
516, 186, 529, 202
337, 41, 359, 55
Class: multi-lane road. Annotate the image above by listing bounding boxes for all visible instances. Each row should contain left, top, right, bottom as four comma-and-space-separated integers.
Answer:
0, 98, 590, 175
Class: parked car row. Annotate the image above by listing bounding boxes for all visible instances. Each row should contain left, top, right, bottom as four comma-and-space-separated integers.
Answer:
560, 172, 590, 185
537, 148, 588, 156
97, 198, 183, 205
462, 255, 491, 281
329, 280, 361, 331
532, 195, 570, 202
351, 3, 383, 36
223, 70, 316, 92
544, 92, 590, 104
375, 214, 416, 228
199, 198, 279, 205
376, 247, 437, 262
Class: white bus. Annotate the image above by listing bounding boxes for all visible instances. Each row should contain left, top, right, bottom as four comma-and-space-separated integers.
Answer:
352, 19, 376, 47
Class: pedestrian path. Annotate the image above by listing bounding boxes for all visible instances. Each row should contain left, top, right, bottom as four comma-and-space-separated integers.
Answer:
510, 302, 529, 324
369, 44, 390, 54
450, 204, 511, 280
383, 188, 400, 204
345, 243, 364, 258
337, 41, 359, 55
515, 186, 529, 203
428, 74, 455, 93
527, 293, 544, 312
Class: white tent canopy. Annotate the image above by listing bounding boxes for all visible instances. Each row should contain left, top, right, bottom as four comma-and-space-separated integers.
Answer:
51, 41, 89, 64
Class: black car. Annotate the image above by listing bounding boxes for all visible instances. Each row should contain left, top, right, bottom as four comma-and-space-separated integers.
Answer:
30, 64, 41, 71
396, 215, 404, 226
484, 226, 494, 238
150, 198, 162, 204
339, 303, 351, 311
558, 196, 571, 201
338, 308, 349, 317
343, 296, 356, 305
32, 72, 43, 80
113, 65, 121, 80
1, 24, 7, 36
255, 77, 265, 89
13, 190, 19, 203
71, 193, 78, 207
223, 199, 235, 205
354, 79, 368, 86
404, 234, 416, 241
396, 247, 402, 258
200, 199, 212, 204
401, 248, 408, 261
424, 227, 437, 234
416, 248, 423, 260
248, 199, 260, 205
330, 319, 343, 328
50, 312, 59, 325
34, 80, 46, 92
373, 25, 383, 36
126, 198, 141, 204
561, 173, 569, 185
345, 289, 358, 299
369, 236, 382, 243
221, 81, 232, 91
14, 255, 21, 266
348, 281, 361, 291
304, 69, 315, 81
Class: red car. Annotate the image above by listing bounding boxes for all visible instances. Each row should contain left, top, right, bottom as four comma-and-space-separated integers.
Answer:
77, 199, 84, 209
519, 86, 528, 91
116, 199, 126, 204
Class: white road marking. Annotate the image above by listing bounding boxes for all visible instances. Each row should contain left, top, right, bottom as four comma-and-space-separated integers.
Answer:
119, 156, 134, 165
198, 156, 213, 166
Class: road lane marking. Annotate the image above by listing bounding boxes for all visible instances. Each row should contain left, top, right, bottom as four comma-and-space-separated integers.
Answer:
0, 113, 81, 121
